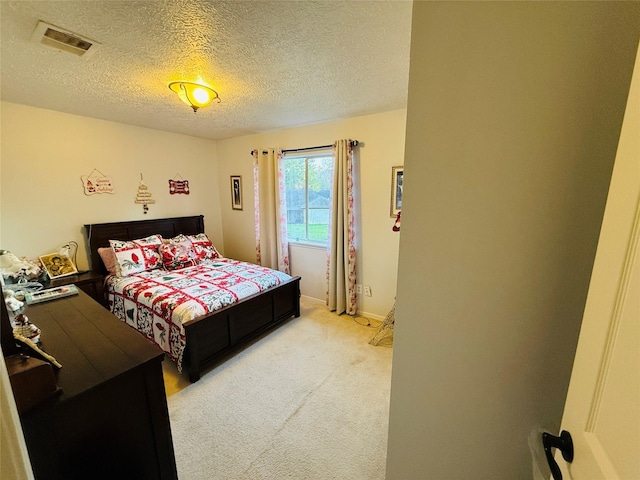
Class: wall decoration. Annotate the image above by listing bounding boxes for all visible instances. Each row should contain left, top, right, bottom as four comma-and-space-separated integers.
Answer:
81, 168, 114, 195
39, 252, 78, 279
390, 166, 404, 217
169, 174, 190, 195
231, 175, 242, 210
134, 174, 156, 214
392, 211, 401, 232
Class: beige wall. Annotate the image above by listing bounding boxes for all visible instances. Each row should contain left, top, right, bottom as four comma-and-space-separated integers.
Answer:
0, 102, 222, 270
387, 2, 640, 479
0, 103, 405, 476
0, 103, 403, 318
216, 109, 407, 318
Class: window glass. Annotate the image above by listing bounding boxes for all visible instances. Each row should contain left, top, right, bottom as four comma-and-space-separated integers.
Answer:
284, 155, 333, 244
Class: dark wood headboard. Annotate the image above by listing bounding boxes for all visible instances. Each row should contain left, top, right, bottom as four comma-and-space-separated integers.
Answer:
84, 215, 205, 275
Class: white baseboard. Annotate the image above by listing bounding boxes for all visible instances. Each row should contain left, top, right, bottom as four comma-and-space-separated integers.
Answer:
301, 294, 324, 305
300, 295, 386, 322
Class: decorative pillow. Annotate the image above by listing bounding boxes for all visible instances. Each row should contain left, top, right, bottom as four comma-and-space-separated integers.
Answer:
109, 234, 163, 277
169, 234, 197, 255
97, 247, 117, 275
185, 233, 220, 261
165, 234, 192, 247
158, 237, 196, 270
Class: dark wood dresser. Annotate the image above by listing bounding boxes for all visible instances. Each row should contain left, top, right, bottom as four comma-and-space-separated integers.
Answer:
14, 290, 177, 480
43, 271, 106, 307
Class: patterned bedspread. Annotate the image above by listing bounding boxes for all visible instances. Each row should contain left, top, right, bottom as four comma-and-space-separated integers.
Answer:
107, 258, 292, 370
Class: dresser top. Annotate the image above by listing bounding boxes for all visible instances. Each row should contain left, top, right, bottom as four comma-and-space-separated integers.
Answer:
21, 290, 163, 402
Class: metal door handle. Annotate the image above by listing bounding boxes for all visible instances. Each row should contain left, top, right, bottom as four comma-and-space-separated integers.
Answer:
542, 430, 574, 480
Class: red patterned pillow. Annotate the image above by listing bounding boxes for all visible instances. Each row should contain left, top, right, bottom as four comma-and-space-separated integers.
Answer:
109, 234, 163, 277
185, 233, 220, 261
159, 241, 197, 271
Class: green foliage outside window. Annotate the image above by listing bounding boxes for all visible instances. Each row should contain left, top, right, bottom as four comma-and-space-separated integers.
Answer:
284, 155, 333, 244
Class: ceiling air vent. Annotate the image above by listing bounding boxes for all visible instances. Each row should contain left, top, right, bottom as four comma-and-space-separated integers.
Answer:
30, 21, 101, 58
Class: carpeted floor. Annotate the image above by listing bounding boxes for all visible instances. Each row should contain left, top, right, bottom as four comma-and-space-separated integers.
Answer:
163, 298, 393, 480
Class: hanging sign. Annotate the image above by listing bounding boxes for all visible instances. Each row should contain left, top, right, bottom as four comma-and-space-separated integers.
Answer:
169, 174, 190, 195
135, 174, 156, 214
81, 169, 115, 195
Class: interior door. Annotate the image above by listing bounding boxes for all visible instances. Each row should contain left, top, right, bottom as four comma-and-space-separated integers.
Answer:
555, 40, 640, 479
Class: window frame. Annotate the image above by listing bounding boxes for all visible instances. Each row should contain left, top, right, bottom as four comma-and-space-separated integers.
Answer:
283, 152, 333, 246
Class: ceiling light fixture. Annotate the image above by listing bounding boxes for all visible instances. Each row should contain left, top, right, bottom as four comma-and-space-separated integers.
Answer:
168, 81, 220, 112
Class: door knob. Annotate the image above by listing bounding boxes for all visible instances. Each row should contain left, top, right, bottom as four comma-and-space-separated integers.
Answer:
542, 430, 574, 480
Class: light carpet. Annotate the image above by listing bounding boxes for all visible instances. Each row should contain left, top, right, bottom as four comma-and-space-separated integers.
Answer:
163, 298, 393, 480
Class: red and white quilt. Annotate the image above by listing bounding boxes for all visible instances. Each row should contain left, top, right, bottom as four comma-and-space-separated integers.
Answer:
107, 258, 292, 370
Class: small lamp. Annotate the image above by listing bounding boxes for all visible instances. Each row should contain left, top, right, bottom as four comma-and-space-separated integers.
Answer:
168, 81, 220, 112
59, 241, 78, 270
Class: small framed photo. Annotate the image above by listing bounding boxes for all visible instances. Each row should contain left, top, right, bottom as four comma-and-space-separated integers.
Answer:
390, 166, 404, 217
39, 253, 77, 279
230, 175, 243, 210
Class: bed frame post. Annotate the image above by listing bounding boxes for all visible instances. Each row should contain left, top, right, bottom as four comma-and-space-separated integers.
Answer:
185, 345, 201, 383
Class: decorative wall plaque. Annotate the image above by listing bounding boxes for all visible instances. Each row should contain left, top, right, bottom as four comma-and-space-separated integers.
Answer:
134, 174, 156, 214
169, 174, 189, 195
81, 169, 114, 195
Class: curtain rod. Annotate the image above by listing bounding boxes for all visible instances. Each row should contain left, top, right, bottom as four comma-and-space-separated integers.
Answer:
250, 140, 359, 156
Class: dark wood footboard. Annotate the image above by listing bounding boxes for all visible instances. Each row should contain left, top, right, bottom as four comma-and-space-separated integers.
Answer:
183, 276, 301, 382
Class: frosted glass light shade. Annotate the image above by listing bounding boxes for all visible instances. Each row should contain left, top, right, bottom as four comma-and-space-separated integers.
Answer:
168, 81, 220, 112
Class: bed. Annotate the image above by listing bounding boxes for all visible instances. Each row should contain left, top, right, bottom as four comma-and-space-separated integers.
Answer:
84, 215, 301, 382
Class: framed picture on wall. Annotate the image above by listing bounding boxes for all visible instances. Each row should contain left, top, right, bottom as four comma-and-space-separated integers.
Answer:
231, 175, 243, 210
390, 166, 404, 217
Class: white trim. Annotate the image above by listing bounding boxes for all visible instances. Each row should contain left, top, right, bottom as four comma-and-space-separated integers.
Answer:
300, 294, 386, 321
289, 241, 326, 250
586, 194, 640, 432
301, 294, 324, 304
0, 346, 35, 479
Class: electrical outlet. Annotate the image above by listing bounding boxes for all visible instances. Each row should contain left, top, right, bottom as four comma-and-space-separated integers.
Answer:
363, 285, 372, 297
356, 284, 362, 294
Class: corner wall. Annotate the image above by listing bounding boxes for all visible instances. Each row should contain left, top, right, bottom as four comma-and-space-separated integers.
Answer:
0, 102, 222, 270
216, 109, 407, 318
386, 3, 640, 478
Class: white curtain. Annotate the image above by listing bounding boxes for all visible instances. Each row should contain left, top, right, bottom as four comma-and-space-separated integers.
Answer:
253, 148, 290, 274
326, 139, 357, 315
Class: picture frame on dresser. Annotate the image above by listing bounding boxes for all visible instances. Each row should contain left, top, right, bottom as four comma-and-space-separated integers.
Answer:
39, 252, 77, 279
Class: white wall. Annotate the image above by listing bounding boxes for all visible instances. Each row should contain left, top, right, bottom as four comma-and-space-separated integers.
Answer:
216, 109, 406, 318
386, 3, 640, 479
287, 243, 327, 302
0, 102, 222, 270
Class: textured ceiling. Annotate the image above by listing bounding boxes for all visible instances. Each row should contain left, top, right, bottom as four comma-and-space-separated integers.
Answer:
0, 1, 412, 141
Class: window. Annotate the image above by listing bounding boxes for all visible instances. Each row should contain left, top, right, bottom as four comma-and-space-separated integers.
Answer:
283, 154, 333, 244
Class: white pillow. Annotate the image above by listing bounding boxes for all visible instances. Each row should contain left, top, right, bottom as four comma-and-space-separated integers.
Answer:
109, 234, 163, 277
